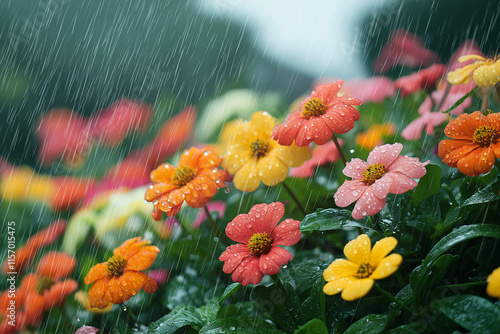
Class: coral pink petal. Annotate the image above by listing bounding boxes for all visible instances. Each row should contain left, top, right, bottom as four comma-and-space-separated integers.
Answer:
311, 117, 334, 145
352, 186, 386, 219
372, 176, 392, 200
272, 116, 304, 146
387, 173, 418, 194
226, 213, 255, 244
343, 158, 369, 179
388, 155, 428, 178
230, 256, 264, 286
272, 219, 301, 246
295, 122, 316, 147
259, 247, 292, 276
219, 244, 252, 274
342, 77, 394, 103
334, 180, 367, 207
261, 202, 285, 233
313, 81, 343, 105
367, 143, 403, 166
321, 107, 354, 134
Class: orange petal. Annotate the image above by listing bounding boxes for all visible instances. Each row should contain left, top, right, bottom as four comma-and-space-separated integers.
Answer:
444, 111, 487, 140
457, 146, 496, 176
150, 163, 176, 183
36, 252, 76, 280
84, 263, 108, 285
43, 279, 78, 310
88, 277, 112, 309
438, 140, 478, 167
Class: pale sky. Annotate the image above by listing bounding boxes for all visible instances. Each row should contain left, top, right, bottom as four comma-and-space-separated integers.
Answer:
196, 0, 392, 78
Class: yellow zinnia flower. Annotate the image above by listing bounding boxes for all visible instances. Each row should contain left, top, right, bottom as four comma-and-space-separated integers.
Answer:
221, 111, 311, 192
447, 54, 500, 87
323, 234, 402, 301
487, 266, 500, 299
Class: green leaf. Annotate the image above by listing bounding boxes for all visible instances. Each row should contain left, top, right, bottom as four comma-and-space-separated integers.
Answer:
441, 87, 477, 114
462, 184, 500, 206
300, 209, 371, 232
294, 318, 328, 334
199, 317, 284, 333
148, 305, 205, 333
412, 224, 500, 306
344, 314, 388, 334
432, 295, 500, 333
218, 283, 242, 305
298, 277, 326, 325
413, 164, 442, 206
386, 324, 421, 334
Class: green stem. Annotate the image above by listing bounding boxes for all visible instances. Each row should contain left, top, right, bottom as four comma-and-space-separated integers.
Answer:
203, 205, 225, 244
374, 284, 413, 314
282, 181, 307, 216
480, 86, 491, 110
437, 281, 487, 289
120, 303, 138, 329
331, 134, 347, 166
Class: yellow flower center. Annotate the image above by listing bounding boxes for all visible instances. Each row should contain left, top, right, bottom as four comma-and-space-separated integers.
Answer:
247, 232, 272, 256
302, 98, 327, 118
362, 163, 387, 186
171, 166, 196, 187
106, 255, 128, 278
473, 126, 499, 147
356, 263, 373, 278
35, 277, 55, 293
250, 139, 270, 159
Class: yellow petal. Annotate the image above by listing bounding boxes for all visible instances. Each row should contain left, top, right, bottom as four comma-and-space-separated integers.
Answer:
273, 143, 312, 167
233, 160, 261, 192
223, 147, 250, 175
458, 54, 486, 63
473, 59, 500, 87
341, 278, 374, 301
371, 254, 403, 280
487, 267, 500, 299
257, 154, 288, 187
323, 259, 358, 281
369, 237, 398, 268
344, 234, 371, 265
323, 277, 351, 296
447, 62, 483, 85
250, 111, 275, 139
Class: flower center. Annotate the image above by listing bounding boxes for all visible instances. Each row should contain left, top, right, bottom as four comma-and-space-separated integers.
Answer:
247, 232, 272, 256
302, 98, 327, 118
250, 139, 270, 159
356, 263, 373, 279
171, 166, 196, 187
362, 163, 387, 186
35, 277, 55, 293
473, 125, 499, 146
106, 255, 128, 278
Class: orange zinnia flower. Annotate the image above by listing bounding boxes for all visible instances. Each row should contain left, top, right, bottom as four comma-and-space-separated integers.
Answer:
145, 146, 229, 219
0, 252, 78, 332
438, 111, 500, 176
84, 237, 160, 309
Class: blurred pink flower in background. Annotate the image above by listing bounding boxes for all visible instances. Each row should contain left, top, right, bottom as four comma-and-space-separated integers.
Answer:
394, 64, 446, 97
289, 140, 343, 178
341, 77, 396, 103
148, 269, 170, 286
193, 201, 226, 228
373, 29, 439, 73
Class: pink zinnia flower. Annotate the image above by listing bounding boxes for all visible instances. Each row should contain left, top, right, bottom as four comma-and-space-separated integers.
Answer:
289, 140, 343, 178
334, 143, 428, 220
394, 64, 447, 97
219, 202, 301, 286
272, 81, 362, 147
373, 29, 439, 73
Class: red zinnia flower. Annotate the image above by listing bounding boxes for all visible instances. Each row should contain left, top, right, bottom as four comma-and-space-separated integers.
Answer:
219, 202, 301, 286
272, 81, 362, 147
